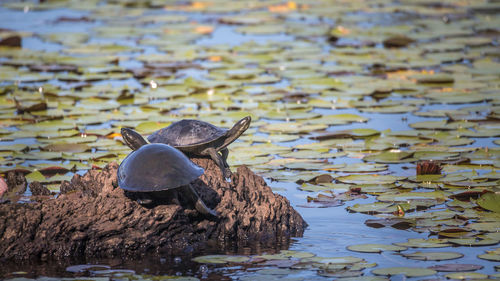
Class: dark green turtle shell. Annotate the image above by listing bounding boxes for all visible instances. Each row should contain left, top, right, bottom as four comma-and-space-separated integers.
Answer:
148, 119, 226, 149
118, 143, 203, 192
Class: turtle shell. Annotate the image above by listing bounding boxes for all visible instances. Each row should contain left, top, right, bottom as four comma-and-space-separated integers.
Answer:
118, 143, 204, 192
148, 119, 226, 148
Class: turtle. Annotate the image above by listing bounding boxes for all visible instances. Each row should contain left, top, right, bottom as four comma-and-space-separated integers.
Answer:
117, 143, 217, 217
121, 116, 251, 179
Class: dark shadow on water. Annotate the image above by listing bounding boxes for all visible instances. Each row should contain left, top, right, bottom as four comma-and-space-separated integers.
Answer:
0, 238, 294, 280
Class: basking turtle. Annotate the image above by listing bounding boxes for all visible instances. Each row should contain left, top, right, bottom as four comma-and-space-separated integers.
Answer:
121, 116, 251, 178
118, 143, 217, 217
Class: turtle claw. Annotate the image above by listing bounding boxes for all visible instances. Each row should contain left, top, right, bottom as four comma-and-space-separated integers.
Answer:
137, 198, 154, 205
195, 199, 218, 217
223, 167, 232, 180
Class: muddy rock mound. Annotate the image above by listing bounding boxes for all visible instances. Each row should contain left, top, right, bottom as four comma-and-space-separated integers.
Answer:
0, 159, 306, 261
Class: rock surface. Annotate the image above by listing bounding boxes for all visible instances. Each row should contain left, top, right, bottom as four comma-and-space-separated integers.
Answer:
0, 158, 306, 261
29, 181, 51, 196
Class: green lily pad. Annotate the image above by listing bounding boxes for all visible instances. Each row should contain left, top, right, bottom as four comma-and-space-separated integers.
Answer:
337, 174, 404, 185
312, 128, 380, 140
134, 121, 172, 134
372, 267, 437, 277
363, 151, 415, 163
347, 202, 401, 214
402, 251, 463, 261
444, 272, 489, 280
191, 255, 250, 264
409, 120, 474, 130
257, 250, 316, 260
347, 243, 407, 253
25, 170, 46, 182
299, 183, 350, 192
428, 263, 483, 272
306, 113, 368, 125
336, 277, 388, 281
394, 238, 452, 248
448, 238, 499, 246
478, 253, 500, 262
41, 143, 90, 153
300, 256, 364, 264
467, 222, 500, 232
332, 163, 388, 173
260, 122, 327, 134
477, 192, 500, 213
377, 191, 447, 202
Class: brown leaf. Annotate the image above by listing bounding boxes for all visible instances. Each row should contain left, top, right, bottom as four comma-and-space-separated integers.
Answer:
0, 35, 21, 47
449, 190, 487, 201
416, 160, 442, 175
38, 166, 74, 175
383, 35, 415, 48
365, 218, 414, 230
15, 99, 48, 114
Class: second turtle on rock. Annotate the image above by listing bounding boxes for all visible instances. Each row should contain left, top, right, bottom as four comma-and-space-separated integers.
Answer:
118, 143, 217, 217
122, 116, 251, 179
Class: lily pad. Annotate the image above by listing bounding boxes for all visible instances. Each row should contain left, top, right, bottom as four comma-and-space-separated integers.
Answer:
444, 272, 489, 280
191, 255, 250, 264
394, 238, 452, 248
477, 192, 500, 213
428, 263, 483, 272
347, 243, 407, 253
402, 251, 464, 261
372, 267, 437, 277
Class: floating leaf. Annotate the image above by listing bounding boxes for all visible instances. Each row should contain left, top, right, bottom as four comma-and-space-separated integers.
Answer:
260, 122, 327, 134
410, 73, 454, 84
409, 120, 474, 130
365, 218, 414, 230
448, 238, 499, 247
444, 272, 489, 280
428, 263, 483, 272
25, 171, 46, 182
192, 255, 250, 264
402, 251, 463, 261
134, 121, 171, 134
311, 128, 380, 140
395, 238, 452, 248
42, 143, 90, 153
332, 163, 388, 173
347, 243, 407, 253
257, 250, 315, 260
477, 192, 500, 213
363, 151, 414, 163
348, 202, 400, 214
372, 267, 437, 277
377, 191, 447, 202
337, 174, 404, 185
300, 256, 364, 264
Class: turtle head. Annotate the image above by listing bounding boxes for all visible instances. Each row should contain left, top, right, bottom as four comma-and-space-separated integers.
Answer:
221, 116, 251, 149
231, 116, 251, 136
121, 128, 149, 150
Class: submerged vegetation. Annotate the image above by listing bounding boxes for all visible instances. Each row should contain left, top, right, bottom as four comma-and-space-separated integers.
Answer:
0, 0, 499, 280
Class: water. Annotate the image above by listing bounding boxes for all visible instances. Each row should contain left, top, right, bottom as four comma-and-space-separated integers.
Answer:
0, 1, 499, 280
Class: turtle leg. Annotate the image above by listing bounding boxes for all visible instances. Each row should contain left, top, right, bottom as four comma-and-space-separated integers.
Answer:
220, 148, 230, 168
206, 147, 231, 178
182, 184, 218, 217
